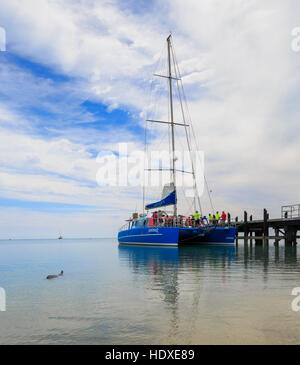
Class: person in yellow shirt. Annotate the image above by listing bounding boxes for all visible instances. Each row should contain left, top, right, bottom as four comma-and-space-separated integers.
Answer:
215, 211, 221, 223
193, 211, 201, 226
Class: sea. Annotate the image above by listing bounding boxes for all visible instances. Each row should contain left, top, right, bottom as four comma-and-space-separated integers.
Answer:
0, 238, 299, 344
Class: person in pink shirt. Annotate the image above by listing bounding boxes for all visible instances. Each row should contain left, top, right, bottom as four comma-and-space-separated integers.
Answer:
153, 211, 158, 226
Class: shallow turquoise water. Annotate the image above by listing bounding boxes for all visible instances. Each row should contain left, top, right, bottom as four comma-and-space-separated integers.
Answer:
0, 238, 300, 344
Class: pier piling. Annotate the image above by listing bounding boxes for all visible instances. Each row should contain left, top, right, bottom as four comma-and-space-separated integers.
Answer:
233, 205, 299, 246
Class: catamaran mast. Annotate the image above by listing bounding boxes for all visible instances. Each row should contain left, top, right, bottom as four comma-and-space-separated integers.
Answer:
167, 35, 177, 217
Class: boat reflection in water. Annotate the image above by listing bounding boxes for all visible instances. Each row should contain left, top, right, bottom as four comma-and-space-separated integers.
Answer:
118, 243, 299, 344
119, 243, 298, 277
118, 244, 236, 343
118, 244, 236, 274
118, 244, 236, 338
118, 244, 237, 294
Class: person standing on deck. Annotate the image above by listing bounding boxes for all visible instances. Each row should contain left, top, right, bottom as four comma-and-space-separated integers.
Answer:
190, 215, 195, 227
193, 211, 201, 227
212, 214, 216, 225
209, 213, 213, 225
221, 211, 226, 226
216, 211, 221, 224
153, 211, 158, 226
164, 213, 168, 226
158, 210, 163, 225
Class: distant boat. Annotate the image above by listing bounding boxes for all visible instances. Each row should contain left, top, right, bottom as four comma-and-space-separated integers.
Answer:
118, 35, 236, 247
58, 235, 63, 240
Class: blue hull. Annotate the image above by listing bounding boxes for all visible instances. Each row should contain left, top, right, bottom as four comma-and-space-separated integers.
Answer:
118, 226, 236, 246
179, 226, 236, 245
118, 227, 179, 246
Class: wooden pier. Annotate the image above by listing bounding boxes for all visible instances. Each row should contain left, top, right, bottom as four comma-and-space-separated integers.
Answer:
229, 205, 300, 246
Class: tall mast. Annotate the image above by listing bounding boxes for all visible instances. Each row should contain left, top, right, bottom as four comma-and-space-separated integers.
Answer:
167, 34, 177, 217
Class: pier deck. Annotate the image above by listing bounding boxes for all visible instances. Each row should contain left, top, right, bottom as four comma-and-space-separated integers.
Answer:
228, 207, 300, 245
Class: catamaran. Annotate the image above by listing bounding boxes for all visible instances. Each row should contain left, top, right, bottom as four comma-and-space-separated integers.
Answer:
118, 35, 236, 246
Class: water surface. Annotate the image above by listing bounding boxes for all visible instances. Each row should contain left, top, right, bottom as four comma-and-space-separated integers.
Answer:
0, 238, 299, 344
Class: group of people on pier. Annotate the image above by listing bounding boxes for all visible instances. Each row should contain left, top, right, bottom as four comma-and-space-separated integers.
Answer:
150, 210, 228, 228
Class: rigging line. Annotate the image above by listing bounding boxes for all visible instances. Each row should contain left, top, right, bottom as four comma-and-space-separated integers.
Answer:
188, 118, 215, 214
178, 182, 195, 214
147, 64, 168, 142
148, 53, 161, 124
150, 128, 173, 160
170, 42, 197, 212
182, 198, 194, 217
148, 106, 173, 150
143, 126, 148, 214
144, 45, 172, 205
143, 49, 165, 214
148, 46, 167, 132
171, 42, 202, 214
151, 69, 169, 128
168, 81, 172, 182
172, 44, 214, 214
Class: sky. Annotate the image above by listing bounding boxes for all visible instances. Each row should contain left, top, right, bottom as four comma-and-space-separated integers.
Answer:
0, 0, 300, 238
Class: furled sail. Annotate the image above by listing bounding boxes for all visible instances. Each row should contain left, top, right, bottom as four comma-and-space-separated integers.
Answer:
145, 183, 177, 210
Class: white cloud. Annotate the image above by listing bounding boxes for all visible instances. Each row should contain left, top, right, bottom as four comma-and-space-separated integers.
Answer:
0, 0, 165, 110
0, 0, 300, 237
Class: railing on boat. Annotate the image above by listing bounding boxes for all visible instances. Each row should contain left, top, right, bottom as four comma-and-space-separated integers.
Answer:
148, 217, 211, 228
119, 216, 231, 231
119, 222, 131, 231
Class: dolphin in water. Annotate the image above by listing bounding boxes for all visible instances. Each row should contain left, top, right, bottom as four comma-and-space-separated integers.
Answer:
46, 270, 64, 280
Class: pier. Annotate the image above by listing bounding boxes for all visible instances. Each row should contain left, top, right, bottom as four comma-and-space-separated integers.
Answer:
230, 204, 300, 246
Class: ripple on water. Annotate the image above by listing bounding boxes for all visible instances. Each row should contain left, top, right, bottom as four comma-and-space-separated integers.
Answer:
0, 239, 300, 344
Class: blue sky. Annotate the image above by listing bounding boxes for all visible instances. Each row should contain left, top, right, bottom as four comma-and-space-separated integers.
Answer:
0, 0, 300, 238
0, 51, 143, 138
